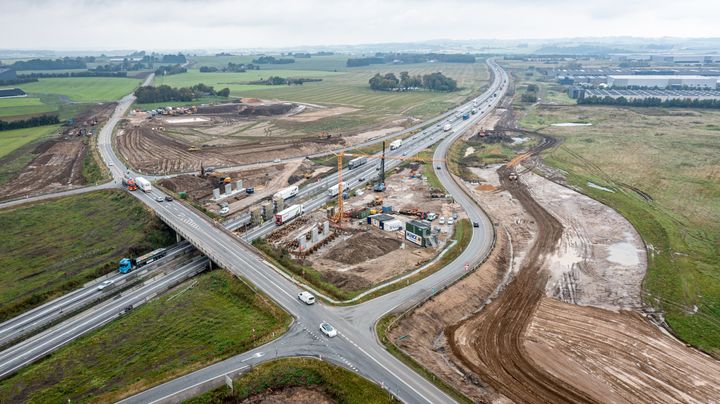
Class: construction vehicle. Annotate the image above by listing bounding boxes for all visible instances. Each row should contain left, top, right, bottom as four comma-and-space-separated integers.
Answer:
506, 151, 532, 181
275, 204, 303, 225
118, 248, 167, 274
208, 172, 232, 186
368, 195, 383, 206
122, 176, 138, 191
330, 142, 445, 223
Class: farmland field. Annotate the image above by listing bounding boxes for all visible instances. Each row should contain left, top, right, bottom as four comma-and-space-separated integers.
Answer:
191, 54, 349, 71
517, 102, 720, 355
18, 76, 142, 102
0, 190, 174, 321
0, 97, 58, 119
0, 124, 59, 159
0, 270, 290, 403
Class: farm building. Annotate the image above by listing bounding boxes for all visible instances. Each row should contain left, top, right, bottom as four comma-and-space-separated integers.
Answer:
0, 88, 26, 98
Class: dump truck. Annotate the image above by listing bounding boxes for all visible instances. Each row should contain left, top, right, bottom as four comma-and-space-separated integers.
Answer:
273, 185, 298, 201
135, 177, 152, 192
275, 204, 303, 225
118, 248, 167, 273
443, 123, 452, 132
348, 157, 367, 169
122, 176, 138, 191
389, 139, 402, 150
327, 181, 347, 197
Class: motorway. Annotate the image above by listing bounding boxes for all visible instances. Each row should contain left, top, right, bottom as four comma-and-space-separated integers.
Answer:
1, 59, 507, 402
0, 257, 207, 379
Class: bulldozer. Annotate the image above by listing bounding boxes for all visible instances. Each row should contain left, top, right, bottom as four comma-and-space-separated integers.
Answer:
209, 172, 232, 186
368, 195, 383, 207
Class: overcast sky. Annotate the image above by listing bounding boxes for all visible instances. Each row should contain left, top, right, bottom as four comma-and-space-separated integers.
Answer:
1, 0, 717, 50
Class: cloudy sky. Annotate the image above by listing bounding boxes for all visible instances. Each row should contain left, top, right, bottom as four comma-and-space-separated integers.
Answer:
1, 0, 716, 50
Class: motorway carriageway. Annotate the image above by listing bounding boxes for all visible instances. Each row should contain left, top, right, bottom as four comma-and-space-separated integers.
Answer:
0, 256, 207, 380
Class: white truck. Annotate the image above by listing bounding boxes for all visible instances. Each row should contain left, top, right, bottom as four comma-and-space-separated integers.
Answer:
275, 204, 303, 225
273, 185, 298, 201
135, 177, 152, 192
443, 123, 452, 132
348, 157, 367, 169
389, 139, 402, 150
327, 181, 347, 197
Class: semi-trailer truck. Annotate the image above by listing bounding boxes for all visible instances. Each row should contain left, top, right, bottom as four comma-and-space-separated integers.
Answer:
327, 181, 347, 197
273, 185, 298, 201
389, 139, 402, 150
135, 177, 152, 192
118, 247, 167, 273
443, 124, 452, 132
275, 204, 303, 225
348, 157, 367, 169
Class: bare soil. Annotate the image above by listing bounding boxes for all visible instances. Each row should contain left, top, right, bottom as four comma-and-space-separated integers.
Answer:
240, 386, 334, 404
280, 106, 359, 123
0, 103, 116, 200
324, 231, 400, 264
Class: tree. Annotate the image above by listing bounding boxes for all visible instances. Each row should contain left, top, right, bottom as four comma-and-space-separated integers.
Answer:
217, 88, 230, 97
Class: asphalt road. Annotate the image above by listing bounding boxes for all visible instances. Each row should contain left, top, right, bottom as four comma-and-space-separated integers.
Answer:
0, 242, 192, 348
2, 60, 508, 402
0, 257, 207, 379
118, 59, 509, 403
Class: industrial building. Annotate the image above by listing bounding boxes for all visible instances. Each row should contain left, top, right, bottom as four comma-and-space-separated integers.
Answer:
367, 214, 403, 231
607, 75, 719, 89
405, 220, 432, 247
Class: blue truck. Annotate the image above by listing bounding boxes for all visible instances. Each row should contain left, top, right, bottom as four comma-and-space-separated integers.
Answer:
118, 248, 167, 274
462, 113, 470, 120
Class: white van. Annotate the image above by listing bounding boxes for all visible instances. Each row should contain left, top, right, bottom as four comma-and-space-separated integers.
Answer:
298, 291, 316, 305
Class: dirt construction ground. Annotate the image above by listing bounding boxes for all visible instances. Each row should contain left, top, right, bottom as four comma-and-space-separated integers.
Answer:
0, 103, 116, 201
390, 155, 720, 401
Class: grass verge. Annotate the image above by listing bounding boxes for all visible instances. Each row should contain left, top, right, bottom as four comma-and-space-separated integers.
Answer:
0, 270, 291, 403
186, 357, 396, 404
0, 190, 175, 322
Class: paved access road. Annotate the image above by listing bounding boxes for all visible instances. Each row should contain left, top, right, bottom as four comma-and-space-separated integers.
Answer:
117, 60, 509, 403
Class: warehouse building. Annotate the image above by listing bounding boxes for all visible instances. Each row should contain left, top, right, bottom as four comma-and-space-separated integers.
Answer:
608, 75, 719, 89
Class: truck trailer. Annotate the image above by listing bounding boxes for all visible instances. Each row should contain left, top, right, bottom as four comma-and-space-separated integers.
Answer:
118, 247, 167, 273
348, 157, 367, 169
389, 139, 402, 150
275, 204, 303, 225
443, 124, 452, 132
273, 185, 299, 201
327, 181, 347, 197
135, 177, 152, 192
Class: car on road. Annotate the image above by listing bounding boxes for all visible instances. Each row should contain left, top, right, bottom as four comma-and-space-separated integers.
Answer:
320, 322, 337, 337
273, 158, 281, 163
108, 162, 114, 166
402, 151, 407, 156
155, 196, 164, 202
473, 221, 480, 228
97, 279, 115, 291
436, 165, 441, 170
298, 291, 316, 305
358, 176, 366, 182
219, 206, 230, 215
164, 195, 173, 202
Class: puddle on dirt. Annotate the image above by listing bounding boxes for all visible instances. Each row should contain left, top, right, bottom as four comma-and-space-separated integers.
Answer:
587, 182, 614, 192
511, 137, 529, 144
551, 122, 593, 127
607, 242, 640, 266
464, 146, 475, 157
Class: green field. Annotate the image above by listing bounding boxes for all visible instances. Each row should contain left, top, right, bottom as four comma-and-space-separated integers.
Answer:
0, 97, 58, 119
0, 124, 59, 159
0, 190, 175, 321
517, 102, 720, 355
191, 54, 349, 71
0, 270, 290, 403
18, 76, 142, 102
188, 357, 395, 404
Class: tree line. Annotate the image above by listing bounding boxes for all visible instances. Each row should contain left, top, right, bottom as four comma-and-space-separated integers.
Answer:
0, 78, 38, 86
134, 84, 230, 103
252, 56, 295, 64
520, 83, 538, 103
248, 76, 322, 85
578, 95, 720, 109
6, 57, 94, 71
348, 52, 475, 67
0, 115, 59, 131
369, 71, 458, 92
19, 71, 128, 78
155, 64, 187, 76
199, 62, 260, 73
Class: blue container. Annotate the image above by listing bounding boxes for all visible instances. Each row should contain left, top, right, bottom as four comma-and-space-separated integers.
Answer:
382, 206, 392, 213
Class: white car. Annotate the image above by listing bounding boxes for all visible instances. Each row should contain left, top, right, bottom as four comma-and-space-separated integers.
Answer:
298, 291, 316, 305
320, 322, 337, 337
219, 206, 230, 215
448, 218, 455, 225
439, 216, 445, 225
155, 196, 164, 202
97, 279, 115, 291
